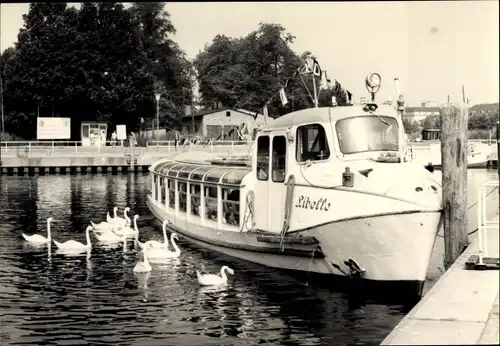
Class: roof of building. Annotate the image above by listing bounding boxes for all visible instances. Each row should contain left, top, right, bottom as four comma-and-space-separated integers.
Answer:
182, 107, 264, 119
260, 104, 399, 131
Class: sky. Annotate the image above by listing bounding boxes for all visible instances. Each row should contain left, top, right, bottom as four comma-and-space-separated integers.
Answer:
1, 1, 499, 106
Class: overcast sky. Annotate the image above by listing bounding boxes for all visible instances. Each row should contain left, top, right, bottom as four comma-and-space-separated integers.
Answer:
1, 1, 498, 106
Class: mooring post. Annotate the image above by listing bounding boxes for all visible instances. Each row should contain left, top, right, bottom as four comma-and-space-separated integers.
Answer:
129, 135, 134, 172
441, 103, 468, 270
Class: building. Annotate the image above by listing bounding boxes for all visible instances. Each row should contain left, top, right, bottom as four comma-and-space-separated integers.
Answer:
181, 107, 271, 141
404, 102, 441, 123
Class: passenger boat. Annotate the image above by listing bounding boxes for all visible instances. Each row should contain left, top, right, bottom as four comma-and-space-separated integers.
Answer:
147, 73, 443, 302
409, 129, 492, 169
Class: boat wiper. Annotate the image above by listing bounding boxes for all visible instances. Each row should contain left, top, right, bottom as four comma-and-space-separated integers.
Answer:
372, 112, 390, 126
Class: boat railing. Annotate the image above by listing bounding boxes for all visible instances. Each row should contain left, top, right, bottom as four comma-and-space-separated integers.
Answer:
475, 180, 499, 267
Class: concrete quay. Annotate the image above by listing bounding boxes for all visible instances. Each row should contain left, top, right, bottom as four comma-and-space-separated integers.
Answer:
382, 192, 500, 345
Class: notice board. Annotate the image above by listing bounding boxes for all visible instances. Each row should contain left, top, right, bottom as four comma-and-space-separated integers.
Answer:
37, 117, 71, 140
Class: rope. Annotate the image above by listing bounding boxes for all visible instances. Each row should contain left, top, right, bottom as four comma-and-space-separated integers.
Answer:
279, 174, 295, 252
240, 190, 255, 232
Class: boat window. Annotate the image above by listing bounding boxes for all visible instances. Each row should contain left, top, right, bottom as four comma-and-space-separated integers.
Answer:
167, 164, 186, 178
204, 169, 227, 183
204, 185, 218, 222
178, 182, 187, 212
178, 165, 199, 179
222, 187, 240, 227
160, 177, 166, 205
272, 136, 287, 183
221, 168, 250, 185
158, 161, 178, 175
168, 179, 175, 209
336, 116, 399, 155
190, 184, 201, 216
152, 174, 157, 199
296, 124, 330, 162
190, 166, 214, 181
257, 135, 270, 181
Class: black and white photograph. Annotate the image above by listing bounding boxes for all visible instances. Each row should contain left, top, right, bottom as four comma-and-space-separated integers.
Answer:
0, 1, 499, 345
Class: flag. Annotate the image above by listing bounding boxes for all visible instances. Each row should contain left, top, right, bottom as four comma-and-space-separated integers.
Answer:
346, 90, 352, 104
312, 58, 322, 78
279, 88, 288, 106
320, 71, 328, 90
263, 103, 269, 124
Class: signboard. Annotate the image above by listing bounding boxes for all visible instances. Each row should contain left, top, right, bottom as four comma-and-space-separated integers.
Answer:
37, 117, 71, 140
116, 124, 127, 140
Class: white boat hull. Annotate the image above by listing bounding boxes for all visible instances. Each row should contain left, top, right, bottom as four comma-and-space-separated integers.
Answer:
147, 196, 441, 300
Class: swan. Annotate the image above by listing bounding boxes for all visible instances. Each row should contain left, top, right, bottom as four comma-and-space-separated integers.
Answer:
22, 217, 53, 245
93, 227, 127, 244
108, 207, 131, 226
133, 248, 152, 273
90, 220, 116, 230
53, 226, 92, 253
196, 266, 235, 286
115, 214, 139, 237
145, 232, 181, 259
136, 220, 170, 250
106, 207, 119, 223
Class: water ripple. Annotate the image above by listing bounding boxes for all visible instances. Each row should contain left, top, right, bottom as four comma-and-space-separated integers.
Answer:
1, 172, 496, 345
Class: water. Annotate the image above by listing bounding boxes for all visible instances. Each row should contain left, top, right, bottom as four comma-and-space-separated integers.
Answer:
0, 171, 497, 346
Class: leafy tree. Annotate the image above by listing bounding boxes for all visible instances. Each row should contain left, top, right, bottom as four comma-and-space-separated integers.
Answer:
422, 114, 441, 129
129, 2, 194, 129
402, 118, 420, 134
194, 23, 351, 118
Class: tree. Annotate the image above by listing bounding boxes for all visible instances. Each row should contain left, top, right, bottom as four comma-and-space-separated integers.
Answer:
194, 23, 352, 118
402, 118, 420, 134
129, 2, 194, 129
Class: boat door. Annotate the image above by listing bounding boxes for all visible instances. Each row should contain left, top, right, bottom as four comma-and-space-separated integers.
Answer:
268, 133, 288, 232
253, 132, 288, 232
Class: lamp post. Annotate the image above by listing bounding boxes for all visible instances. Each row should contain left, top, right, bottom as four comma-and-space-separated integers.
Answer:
155, 93, 161, 142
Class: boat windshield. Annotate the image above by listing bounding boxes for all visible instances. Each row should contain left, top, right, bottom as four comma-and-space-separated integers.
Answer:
336, 115, 400, 155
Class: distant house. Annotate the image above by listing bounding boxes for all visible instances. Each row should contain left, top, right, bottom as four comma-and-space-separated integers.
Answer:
181, 107, 271, 141
404, 102, 441, 123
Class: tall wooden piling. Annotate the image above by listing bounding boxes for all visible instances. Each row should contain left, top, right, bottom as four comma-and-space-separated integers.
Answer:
441, 104, 468, 270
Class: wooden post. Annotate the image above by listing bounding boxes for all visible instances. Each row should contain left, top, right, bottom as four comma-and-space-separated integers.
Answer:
441, 103, 468, 270
129, 134, 134, 172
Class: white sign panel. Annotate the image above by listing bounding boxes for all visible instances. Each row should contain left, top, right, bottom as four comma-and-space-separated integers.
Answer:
116, 124, 127, 140
37, 117, 71, 140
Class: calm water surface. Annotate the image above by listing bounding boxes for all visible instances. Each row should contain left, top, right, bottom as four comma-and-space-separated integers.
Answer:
0, 171, 497, 346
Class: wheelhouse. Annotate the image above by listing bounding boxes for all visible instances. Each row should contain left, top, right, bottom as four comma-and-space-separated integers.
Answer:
149, 161, 250, 230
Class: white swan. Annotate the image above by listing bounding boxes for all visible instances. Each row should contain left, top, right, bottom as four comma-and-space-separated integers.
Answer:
115, 214, 139, 237
53, 226, 92, 253
22, 217, 53, 245
90, 220, 116, 230
106, 207, 119, 223
133, 248, 152, 273
196, 266, 235, 286
108, 207, 131, 226
93, 227, 126, 244
145, 232, 181, 259
136, 220, 170, 250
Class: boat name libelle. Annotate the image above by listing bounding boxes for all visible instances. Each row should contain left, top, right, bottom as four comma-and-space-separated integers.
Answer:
294, 195, 331, 211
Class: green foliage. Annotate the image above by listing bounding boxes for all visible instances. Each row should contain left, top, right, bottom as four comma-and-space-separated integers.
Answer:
420, 103, 498, 133
402, 118, 420, 134
422, 114, 442, 129
193, 23, 350, 117
1, 2, 192, 139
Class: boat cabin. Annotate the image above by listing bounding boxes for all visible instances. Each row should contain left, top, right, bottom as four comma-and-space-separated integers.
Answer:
149, 161, 250, 230
149, 101, 406, 234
